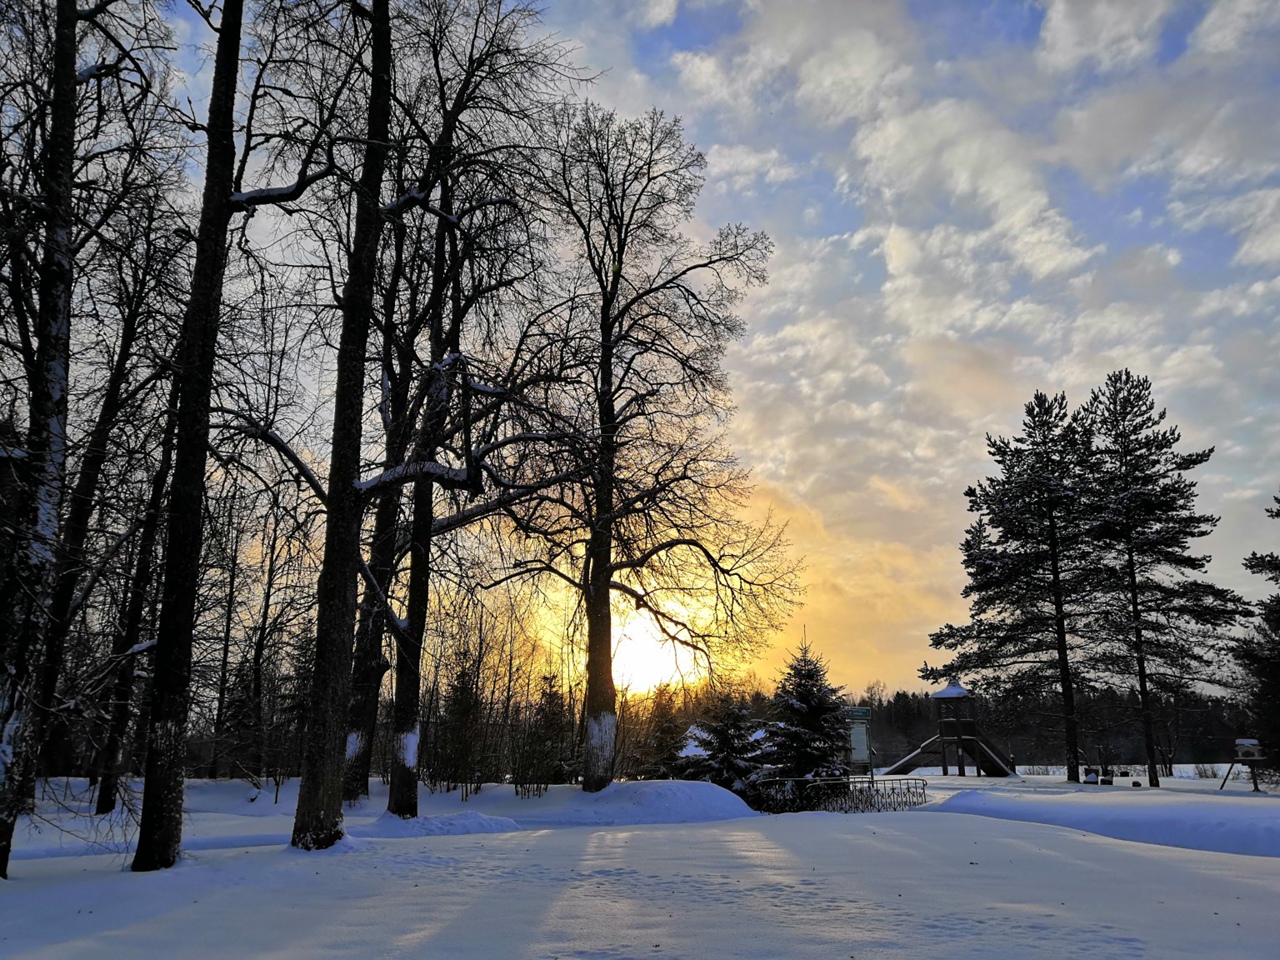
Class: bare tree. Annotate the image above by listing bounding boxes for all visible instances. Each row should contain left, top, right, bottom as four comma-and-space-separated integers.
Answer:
290, 0, 395, 849
0, 0, 181, 878
134, 0, 345, 870
520, 104, 799, 792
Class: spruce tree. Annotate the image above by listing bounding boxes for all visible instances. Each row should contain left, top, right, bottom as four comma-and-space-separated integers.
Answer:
925, 392, 1096, 781
1083, 370, 1247, 786
682, 692, 762, 790
637, 685, 689, 780
765, 644, 853, 779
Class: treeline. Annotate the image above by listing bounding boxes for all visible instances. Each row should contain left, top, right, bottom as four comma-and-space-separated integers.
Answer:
0, 0, 799, 878
922, 371, 1278, 785
859, 684, 1242, 774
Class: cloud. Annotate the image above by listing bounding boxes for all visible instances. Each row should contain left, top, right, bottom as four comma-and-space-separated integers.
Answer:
639, 0, 679, 29
853, 100, 1094, 280
1189, 0, 1280, 55
794, 28, 914, 125
1171, 189, 1280, 266
1036, 0, 1172, 75
1193, 277, 1280, 319
1053, 81, 1280, 192
705, 144, 799, 194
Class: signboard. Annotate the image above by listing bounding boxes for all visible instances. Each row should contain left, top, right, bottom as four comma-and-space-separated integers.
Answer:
850, 707, 872, 772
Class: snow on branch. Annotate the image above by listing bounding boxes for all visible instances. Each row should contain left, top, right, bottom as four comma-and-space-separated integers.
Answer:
76, 57, 125, 85
77, 0, 125, 21
380, 193, 519, 223
356, 459, 471, 495
228, 141, 337, 212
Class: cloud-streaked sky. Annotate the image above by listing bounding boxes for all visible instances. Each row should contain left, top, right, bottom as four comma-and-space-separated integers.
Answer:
541, 0, 1280, 693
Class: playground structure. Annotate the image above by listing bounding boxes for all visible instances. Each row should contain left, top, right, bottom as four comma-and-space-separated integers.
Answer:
882, 680, 1016, 777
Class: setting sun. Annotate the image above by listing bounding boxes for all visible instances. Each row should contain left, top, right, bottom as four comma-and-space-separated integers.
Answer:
611, 610, 706, 693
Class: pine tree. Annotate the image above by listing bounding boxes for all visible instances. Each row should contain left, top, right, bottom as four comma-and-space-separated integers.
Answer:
765, 643, 853, 779
1239, 489, 1280, 780
1243, 487, 1280, 593
1083, 370, 1247, 786
924, 392, 1096, 781
681, 692, 762, 791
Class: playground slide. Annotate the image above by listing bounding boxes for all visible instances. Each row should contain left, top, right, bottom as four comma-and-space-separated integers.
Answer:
882, 731, 1015, 777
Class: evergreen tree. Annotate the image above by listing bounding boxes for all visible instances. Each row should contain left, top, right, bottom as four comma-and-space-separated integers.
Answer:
1083, 370, 1247, 786
513, 674, 574, 797
681, 691, 762, 790
1243, 487, 1280, 593
765, 643, 852, 779
924, 392, 1096, 781
637, 685, 689, 780
1239, 488, 1280, 780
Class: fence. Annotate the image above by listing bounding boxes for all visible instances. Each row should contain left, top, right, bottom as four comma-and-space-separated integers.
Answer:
754, 776, 928, 814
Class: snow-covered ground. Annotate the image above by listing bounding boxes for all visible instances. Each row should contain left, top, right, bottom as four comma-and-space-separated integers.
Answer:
3, 773, 1278, 959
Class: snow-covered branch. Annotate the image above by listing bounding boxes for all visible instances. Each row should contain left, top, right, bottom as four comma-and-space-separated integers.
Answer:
228, 141, 336, 211
356, 459, 471, 495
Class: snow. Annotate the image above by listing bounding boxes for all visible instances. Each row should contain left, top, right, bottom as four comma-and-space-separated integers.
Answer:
3, 774, 1279, 958
930, 786, 1280, 857
930, 679, 971, 699
400, 731, 419, 769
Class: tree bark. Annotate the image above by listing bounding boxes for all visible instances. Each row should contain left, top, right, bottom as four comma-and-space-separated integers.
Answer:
1126, 547, 1160, 787
582, 292, 619, 793
0, 0, 78, 881
1047, 513, 1081, 784
342, 425, 405, 800
131, 0, 244, 873
291, 0, 392, 850
387, 478, 432, 817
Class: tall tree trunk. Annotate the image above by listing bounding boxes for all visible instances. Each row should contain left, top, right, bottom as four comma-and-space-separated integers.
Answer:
342, 472, 399, 801
131, 0, 244, 873
208, 521, 241, 779
343, 218, 415, 802
1126, 547, 1160, 787
387, 479, 432, 816
1047, 513, 1081, 784
96, 394, 177, 815
291, 0, 392, 850
385, 183, 457, 815
582, 294, 619, 793
0, 0, 78, 880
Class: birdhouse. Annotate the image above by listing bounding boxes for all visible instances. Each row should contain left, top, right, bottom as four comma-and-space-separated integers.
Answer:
1235, 739, 1264, 762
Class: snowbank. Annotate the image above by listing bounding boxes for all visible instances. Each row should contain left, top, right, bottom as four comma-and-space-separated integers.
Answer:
930, 787, 1280, 857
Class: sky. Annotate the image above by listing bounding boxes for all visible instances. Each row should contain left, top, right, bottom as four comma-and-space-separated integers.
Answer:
535, 0, 1280, 694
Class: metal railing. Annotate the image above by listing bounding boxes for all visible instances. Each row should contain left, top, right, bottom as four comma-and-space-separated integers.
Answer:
754, 776, 928, 814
